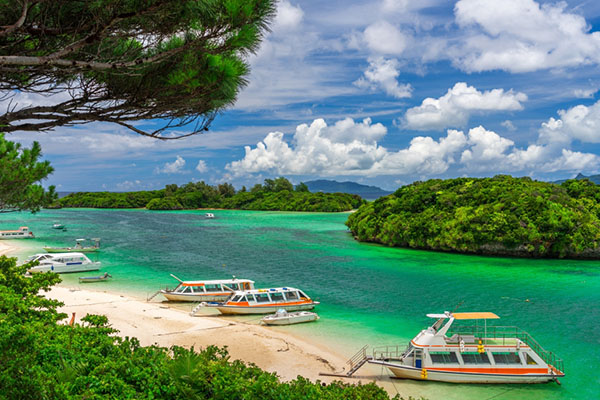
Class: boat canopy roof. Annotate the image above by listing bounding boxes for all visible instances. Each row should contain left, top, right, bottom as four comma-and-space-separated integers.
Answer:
182, 279, 254, 286
32, 252, 88, 258
427, 312, 500, 320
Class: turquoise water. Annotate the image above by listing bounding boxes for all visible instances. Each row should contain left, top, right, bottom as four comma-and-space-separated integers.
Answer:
2, 209, 599, 400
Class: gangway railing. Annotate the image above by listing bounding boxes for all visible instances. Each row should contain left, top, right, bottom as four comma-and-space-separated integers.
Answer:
448, 325, 564, 373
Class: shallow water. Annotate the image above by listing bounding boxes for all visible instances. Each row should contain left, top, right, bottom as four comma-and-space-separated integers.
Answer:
2, 208, 598, 400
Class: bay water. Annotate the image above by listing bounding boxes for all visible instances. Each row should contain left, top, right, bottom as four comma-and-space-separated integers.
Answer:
2, 208, 598, 400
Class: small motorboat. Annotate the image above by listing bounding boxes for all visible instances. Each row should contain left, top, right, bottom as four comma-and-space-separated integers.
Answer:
262, 309, 319, 326
205, 213, 215, 219
26, 252, 101, 274
52, 223, 66, 230
79, 272, 112, 283
44, 238, 101, 253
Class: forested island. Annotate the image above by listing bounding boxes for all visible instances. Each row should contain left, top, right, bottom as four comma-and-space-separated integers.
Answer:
346, 175, 600, 259
58, 177, 364, 212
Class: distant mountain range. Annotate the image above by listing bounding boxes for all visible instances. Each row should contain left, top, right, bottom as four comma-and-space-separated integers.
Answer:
304, 180, 392, 199
555, 173, 600, 185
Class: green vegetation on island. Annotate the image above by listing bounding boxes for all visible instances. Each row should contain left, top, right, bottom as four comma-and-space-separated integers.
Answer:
59, 177, 365, 212
0, 256, 403, 399
346, 175, 600, 258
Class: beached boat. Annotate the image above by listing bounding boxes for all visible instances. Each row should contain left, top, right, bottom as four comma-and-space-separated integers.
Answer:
160, 275, 255, 302
0, 226, 35, 239
261, 309, 319, 325
205, 213, 215, 219
79, 272, 112, 283
201, 287, 319, 315
367, 311, 565, 384
26, 252, 101, 274
44, 238, 101, 253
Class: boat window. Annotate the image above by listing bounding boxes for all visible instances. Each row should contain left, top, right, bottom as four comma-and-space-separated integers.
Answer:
492, 352, 521, 365
270, 292, 284, 302
430, 352, 458, 364
285, 291, 299, 301
461, 353, 491, 364
230, 295, 242, 302
244, 294, 256, 302
182, 286, 192, 294
298, 290, 309, 299
525, 354, 537, 365
229, 283, 240, 291
205, 284, 222, 292
255, 293, 271, 303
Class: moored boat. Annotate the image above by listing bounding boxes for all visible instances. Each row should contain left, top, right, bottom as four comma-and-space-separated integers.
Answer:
0, 226, 34, 239
261, 309, 319, 325
367, 311, 565, 384
26, 252, 101, 274
79, 272, 112, 283
205, 213, 215, 219
44, 238, 101, 253
202, 287, 319, 315
160, 275, 255, 302
52, 223, 66, 230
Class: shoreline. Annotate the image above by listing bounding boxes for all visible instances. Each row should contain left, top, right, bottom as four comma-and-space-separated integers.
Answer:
46, 284, 355, 383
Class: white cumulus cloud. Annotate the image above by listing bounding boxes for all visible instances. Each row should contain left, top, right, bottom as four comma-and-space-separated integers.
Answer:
539, 100, 600, 144
452, 0, 600, 73
155, 156, 186, 174
196, 160, 208, 173
363, 21, 407, 55
404, 82, 527, 131
354, 57, 413, 98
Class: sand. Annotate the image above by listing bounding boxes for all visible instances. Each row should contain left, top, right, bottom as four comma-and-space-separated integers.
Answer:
0, 241, 17, 256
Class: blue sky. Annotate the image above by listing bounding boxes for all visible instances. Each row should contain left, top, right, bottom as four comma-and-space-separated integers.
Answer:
8, 0, 600, 191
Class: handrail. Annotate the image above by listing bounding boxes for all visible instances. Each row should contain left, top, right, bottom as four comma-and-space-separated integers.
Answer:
447, 325, 564, 373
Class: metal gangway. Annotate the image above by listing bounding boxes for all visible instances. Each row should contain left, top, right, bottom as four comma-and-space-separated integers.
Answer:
319, 345, 373, 377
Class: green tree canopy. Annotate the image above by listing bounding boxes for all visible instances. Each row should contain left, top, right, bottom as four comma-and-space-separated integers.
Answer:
0, 0, 275, 138
0, 133, 55, 212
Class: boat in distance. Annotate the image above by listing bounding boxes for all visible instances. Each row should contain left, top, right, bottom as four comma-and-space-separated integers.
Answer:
261, 309, 319, 326
52, 223, 66, 230
79, 272, 112, 283
205, 212, 215, 219
44, 238, 101, 253
201, 287, 319, 315
367, 311, 565, 384
0, 226, 34, 239
160, 274, 255, 302
26, 252, 101, 274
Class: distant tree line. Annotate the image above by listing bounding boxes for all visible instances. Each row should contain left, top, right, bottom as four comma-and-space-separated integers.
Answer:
59, 177, 364, 212
346, 175, 600, 258
0, 255, 406, 399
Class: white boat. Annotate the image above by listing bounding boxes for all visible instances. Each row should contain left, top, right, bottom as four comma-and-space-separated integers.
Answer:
261, 309, 319, 325
79, 272, 112, 283
52, 223, 66, 230
160, 275, 255, 302
26, 252, 101, 274
201, 287, 319, 315
0, 226, 35, 239
205, 213, 215, 219
367, 311, 565, 384
44, 238, 101, 253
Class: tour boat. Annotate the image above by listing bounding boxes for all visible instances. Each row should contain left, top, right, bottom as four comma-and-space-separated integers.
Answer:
44, 238, 101, 253
79, 272, 112, 283
0, 226, 35, 239
202, 287, 319, 315
160, 275, 255, 302
261, 309, 319, 325
26, 252, 101, 274
368, 311, 565, 384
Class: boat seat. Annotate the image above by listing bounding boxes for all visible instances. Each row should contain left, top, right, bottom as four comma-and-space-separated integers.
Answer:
445, 334, 476, 343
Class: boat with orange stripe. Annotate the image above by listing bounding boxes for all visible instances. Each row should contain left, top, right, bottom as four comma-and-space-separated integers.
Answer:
366, 311, 565, 384
201, 287, 319, 315
159, 274, 255, 302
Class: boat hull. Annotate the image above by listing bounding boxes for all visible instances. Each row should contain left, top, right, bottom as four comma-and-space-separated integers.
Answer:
369, 360, 560, 384
161, 292, 232, 302
28, 262, 101, 274
214, 302, 317, 315
262, 312, 319, 325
